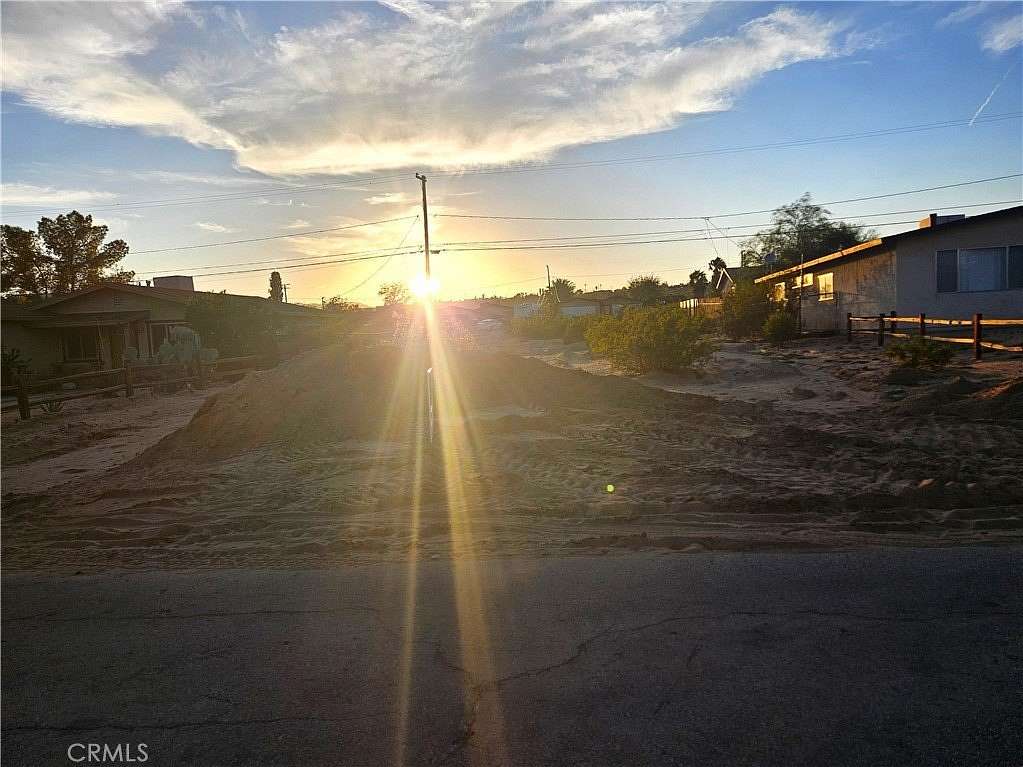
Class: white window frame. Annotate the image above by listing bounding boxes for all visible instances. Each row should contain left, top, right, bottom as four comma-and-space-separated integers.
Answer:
936, 245, 1023, 294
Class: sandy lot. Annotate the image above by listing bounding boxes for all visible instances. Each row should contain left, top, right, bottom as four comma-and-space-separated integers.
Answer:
2, 388, 212, 494
2, 336, 1021, 574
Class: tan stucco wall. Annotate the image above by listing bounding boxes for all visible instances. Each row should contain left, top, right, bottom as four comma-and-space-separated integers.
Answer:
894, 215, 1023, 319
794, 250, 897, 331
1, 322, 63, 376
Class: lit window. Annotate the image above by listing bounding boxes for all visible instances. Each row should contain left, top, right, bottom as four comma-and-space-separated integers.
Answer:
800, 272, 814, 288
773, 282, 786, 302
818, 272, 834, 301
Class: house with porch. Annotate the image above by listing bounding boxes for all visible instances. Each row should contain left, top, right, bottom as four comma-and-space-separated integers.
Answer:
2, 277, 333, 376
754, 205, 1023, 332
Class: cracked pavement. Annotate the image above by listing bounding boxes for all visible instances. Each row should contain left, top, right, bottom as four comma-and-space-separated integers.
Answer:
4, 547, 1022, 766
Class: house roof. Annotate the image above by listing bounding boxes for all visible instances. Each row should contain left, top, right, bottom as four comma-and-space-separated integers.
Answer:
30, 283, 328, 317
1, 300, 52, 323
755, 204, 1023, 284
714, 265, 767, 290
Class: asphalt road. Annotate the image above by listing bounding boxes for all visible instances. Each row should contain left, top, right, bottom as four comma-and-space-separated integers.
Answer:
4, 547, 1022, 766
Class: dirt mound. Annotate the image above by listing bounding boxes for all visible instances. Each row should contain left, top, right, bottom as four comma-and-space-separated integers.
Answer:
138, 345, 703, 462
892, 376, 1023, 420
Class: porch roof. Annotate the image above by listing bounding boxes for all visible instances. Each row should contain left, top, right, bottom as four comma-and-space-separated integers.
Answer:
31, 310, 150, 328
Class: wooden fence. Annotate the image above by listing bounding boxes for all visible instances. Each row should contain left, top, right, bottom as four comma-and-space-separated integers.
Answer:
846, 312, 1023, 359
2, 355, 264, 420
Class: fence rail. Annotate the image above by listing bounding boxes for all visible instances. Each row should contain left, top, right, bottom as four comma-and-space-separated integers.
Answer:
846, 312, 1023, 359
3, 355, 265, 420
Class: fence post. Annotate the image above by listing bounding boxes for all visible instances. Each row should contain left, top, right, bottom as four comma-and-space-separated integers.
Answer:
14, 376, 30, 421
877, 313, 885, 347
846, 313, 853, 342
919, 313, 926, 338
123, 363, 134, 398
973, 313, 983, 360
889, 311, 897, 335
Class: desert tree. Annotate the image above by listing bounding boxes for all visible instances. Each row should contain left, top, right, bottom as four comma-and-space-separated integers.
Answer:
549, 277, 577, 301
1, 210, 133, 296
626, 274, 666, 306
688, 270, 709, 297
268, 271, 284, 302
323, 295, 360, 312
739, 194, 874, 269
378, 281, 410, 305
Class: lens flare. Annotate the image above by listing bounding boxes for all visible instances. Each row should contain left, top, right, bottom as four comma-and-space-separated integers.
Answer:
410, 274, 440, 301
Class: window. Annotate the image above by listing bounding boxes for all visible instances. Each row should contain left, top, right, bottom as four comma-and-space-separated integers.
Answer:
62, 328, 99, 361
773, 282, 786, 302
799, 272, 814, 288
937, 246, 1023, 293
817, 272, 834, 301
149, 322, 184, 352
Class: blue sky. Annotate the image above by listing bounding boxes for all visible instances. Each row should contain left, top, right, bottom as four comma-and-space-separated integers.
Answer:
2, 1, 1021, 305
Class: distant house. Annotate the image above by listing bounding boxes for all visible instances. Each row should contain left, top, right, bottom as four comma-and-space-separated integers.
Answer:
712, 265, 767, 295
754, 206, 1023, 331
513, 289, 641, 318
2, 276, 333, 376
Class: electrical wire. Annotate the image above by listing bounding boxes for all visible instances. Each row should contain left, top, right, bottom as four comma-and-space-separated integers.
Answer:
130, 216, 417, 255
437, 175, 1023, 221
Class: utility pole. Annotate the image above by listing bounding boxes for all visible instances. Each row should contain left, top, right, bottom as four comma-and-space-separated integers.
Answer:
546, 265, 551, 289
415, 173, 430, 277
283, 283, 290, 303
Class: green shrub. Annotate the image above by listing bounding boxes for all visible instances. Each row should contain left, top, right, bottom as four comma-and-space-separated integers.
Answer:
721, 281, 773, 339
511, 314, 563, 340
762, 311, 799, 345
886, 336, 955, 369
584, 306, 717, 374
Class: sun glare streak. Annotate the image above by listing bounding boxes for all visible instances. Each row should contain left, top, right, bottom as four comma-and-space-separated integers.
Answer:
392, 366, 428, 767
422, 304, 507, 764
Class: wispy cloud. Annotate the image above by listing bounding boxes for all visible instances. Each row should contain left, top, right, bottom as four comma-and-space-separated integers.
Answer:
936, 3, 987, 28
1, 183, 118, 206
1, 3, 855, 177
983, 13, 1023, 53
365, 192, 411, 206
194, 221, 237, 233
282, 219, 311, 229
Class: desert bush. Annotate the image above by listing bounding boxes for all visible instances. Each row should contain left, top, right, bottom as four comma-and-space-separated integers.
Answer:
886, 336, 955, 369
1, 346, 32, 385
511, 314, 564, 340
762, 311, 799, 345
186, 294, 278, 357
721, 281, 773, 339
585, 306, 716, 374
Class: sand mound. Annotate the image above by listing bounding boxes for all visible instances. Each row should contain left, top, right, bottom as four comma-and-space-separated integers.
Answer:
139, 345, 704, 462
894, 376, 1023, 419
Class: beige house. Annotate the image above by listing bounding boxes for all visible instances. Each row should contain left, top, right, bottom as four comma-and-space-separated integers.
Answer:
2, 279, 332, 376
755, 206, 1023, 331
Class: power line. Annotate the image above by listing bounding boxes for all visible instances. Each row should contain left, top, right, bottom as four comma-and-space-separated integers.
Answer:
3, 113, 1018, 217
438, 174, 1023, 221
136, 199, 1020, 278
436, 220, 929, 253
131, 215, 417, 255
432, 200, 1020, 247
334, 216, 421, 298
153, 214, 963, 281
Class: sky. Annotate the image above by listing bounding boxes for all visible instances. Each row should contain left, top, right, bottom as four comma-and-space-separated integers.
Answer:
1, 0, 1022, 306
